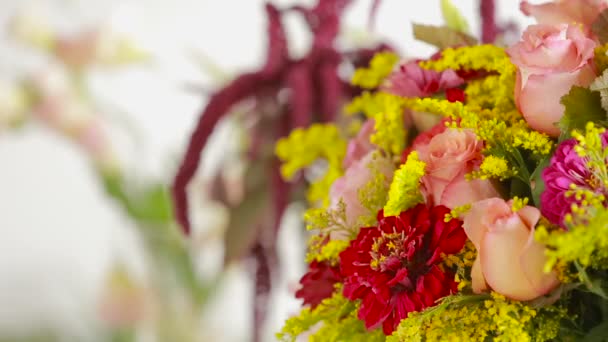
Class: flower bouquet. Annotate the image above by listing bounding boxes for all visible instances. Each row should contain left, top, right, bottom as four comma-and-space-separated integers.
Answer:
277, 0, 608, 340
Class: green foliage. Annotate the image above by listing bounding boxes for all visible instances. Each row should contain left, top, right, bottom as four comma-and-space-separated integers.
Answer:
102, 173, 173, 223
412, 24, 477, 49
388, 293, 569, 342
440, 0, 470, 33
559, 86, 607, 140
277, 290, 384, 342
530, 155, 551, 207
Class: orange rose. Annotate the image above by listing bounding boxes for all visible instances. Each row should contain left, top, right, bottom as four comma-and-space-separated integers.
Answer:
463, 198, 559, 301
414, 126, 499, 209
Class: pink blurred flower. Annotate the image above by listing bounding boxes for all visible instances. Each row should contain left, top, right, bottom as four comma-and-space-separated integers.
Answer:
330, 151, 394, 231
55, 30, 100, 68
98, 267, 150, 328
521, 0, 607, 33
463, 198, 560, 301
29, 67, 118, 172
507, 24, 597, 137
413, 124, 499, 209
343, 119, 375, 169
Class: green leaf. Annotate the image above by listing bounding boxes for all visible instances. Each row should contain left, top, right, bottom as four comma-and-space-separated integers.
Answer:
101, 174, 173, 223
412, 24, 477, 50
583, 320, 608, 342
530, 156, 551, 207
440, 0, 470, 33
559, 86, 607, 140
222, 162, 271, 264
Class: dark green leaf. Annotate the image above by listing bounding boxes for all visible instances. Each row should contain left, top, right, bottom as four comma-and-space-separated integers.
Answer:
222, 188, 270, 264
412, 24, 477, 49
530, 156, 551, 207
222, 161, 271, 264
559, 86, 607, 140
583, 320, 608, 342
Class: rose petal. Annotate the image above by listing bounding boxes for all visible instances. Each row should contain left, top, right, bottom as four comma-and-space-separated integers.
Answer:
519, 225, 560, 297
471, 257, 488, 293
481, 214, 542, 301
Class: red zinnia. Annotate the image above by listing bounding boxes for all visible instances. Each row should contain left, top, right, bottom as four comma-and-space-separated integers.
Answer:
339, 204, 467, 335
295, 260, 341, 308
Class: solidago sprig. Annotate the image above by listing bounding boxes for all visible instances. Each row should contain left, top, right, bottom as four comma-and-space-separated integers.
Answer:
384, 151, 426, 216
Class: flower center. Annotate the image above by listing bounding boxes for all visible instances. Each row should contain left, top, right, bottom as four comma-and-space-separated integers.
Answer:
369, 229, 429, 277
370, 231, 405, 271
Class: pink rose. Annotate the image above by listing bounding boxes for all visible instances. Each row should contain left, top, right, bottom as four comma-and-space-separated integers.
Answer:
343, 119, 375, 169
330, 152, 394, 232
508, 24, 597, 137
463, 198, 560, 301
414, 125, 499, 209
521, 0, 607, 32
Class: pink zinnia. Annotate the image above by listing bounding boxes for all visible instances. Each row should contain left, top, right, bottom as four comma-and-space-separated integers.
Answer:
541, 132, 608, 226
382, 62, 464, 98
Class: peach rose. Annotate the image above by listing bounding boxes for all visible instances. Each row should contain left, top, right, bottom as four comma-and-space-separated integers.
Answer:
507, 24, 597, 137
414, 126, 499, 209
330, 151, 394, 231
521, 0, 607, 32
463, 198, 560, 301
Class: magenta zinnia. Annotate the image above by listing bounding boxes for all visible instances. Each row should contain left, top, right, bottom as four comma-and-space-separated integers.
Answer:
541, 132, 608, 227
339, 204, 467, 335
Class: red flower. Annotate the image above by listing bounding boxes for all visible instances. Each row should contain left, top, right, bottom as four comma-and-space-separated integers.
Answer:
339, 204, 467, 335
295, 260, 341, 308
446, 87, 466, 103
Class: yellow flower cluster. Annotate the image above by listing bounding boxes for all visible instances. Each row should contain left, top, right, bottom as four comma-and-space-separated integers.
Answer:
468, 155, 517, 181
388, 293, 565, 342
403, 97, 553, 158
372, 107, 406, 156
275, 123, 345, 180
351, 51, 399, 89
443, 240, 476, 291
346, 91, 408, 156
277, 288, 384, 342
421, 45, 516, 113
510, 196, 529, 212
595, 43, 608, 74
444, 204, 472, 222
275, 123, 346, 205
537, 206, 608, 272
305, 236, 350, 265
357, 156, 392, 226
384, 151, 426, 216
572, 123, 608, 186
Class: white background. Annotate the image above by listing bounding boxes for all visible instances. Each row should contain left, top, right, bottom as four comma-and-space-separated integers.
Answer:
0, 0, 533, 341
